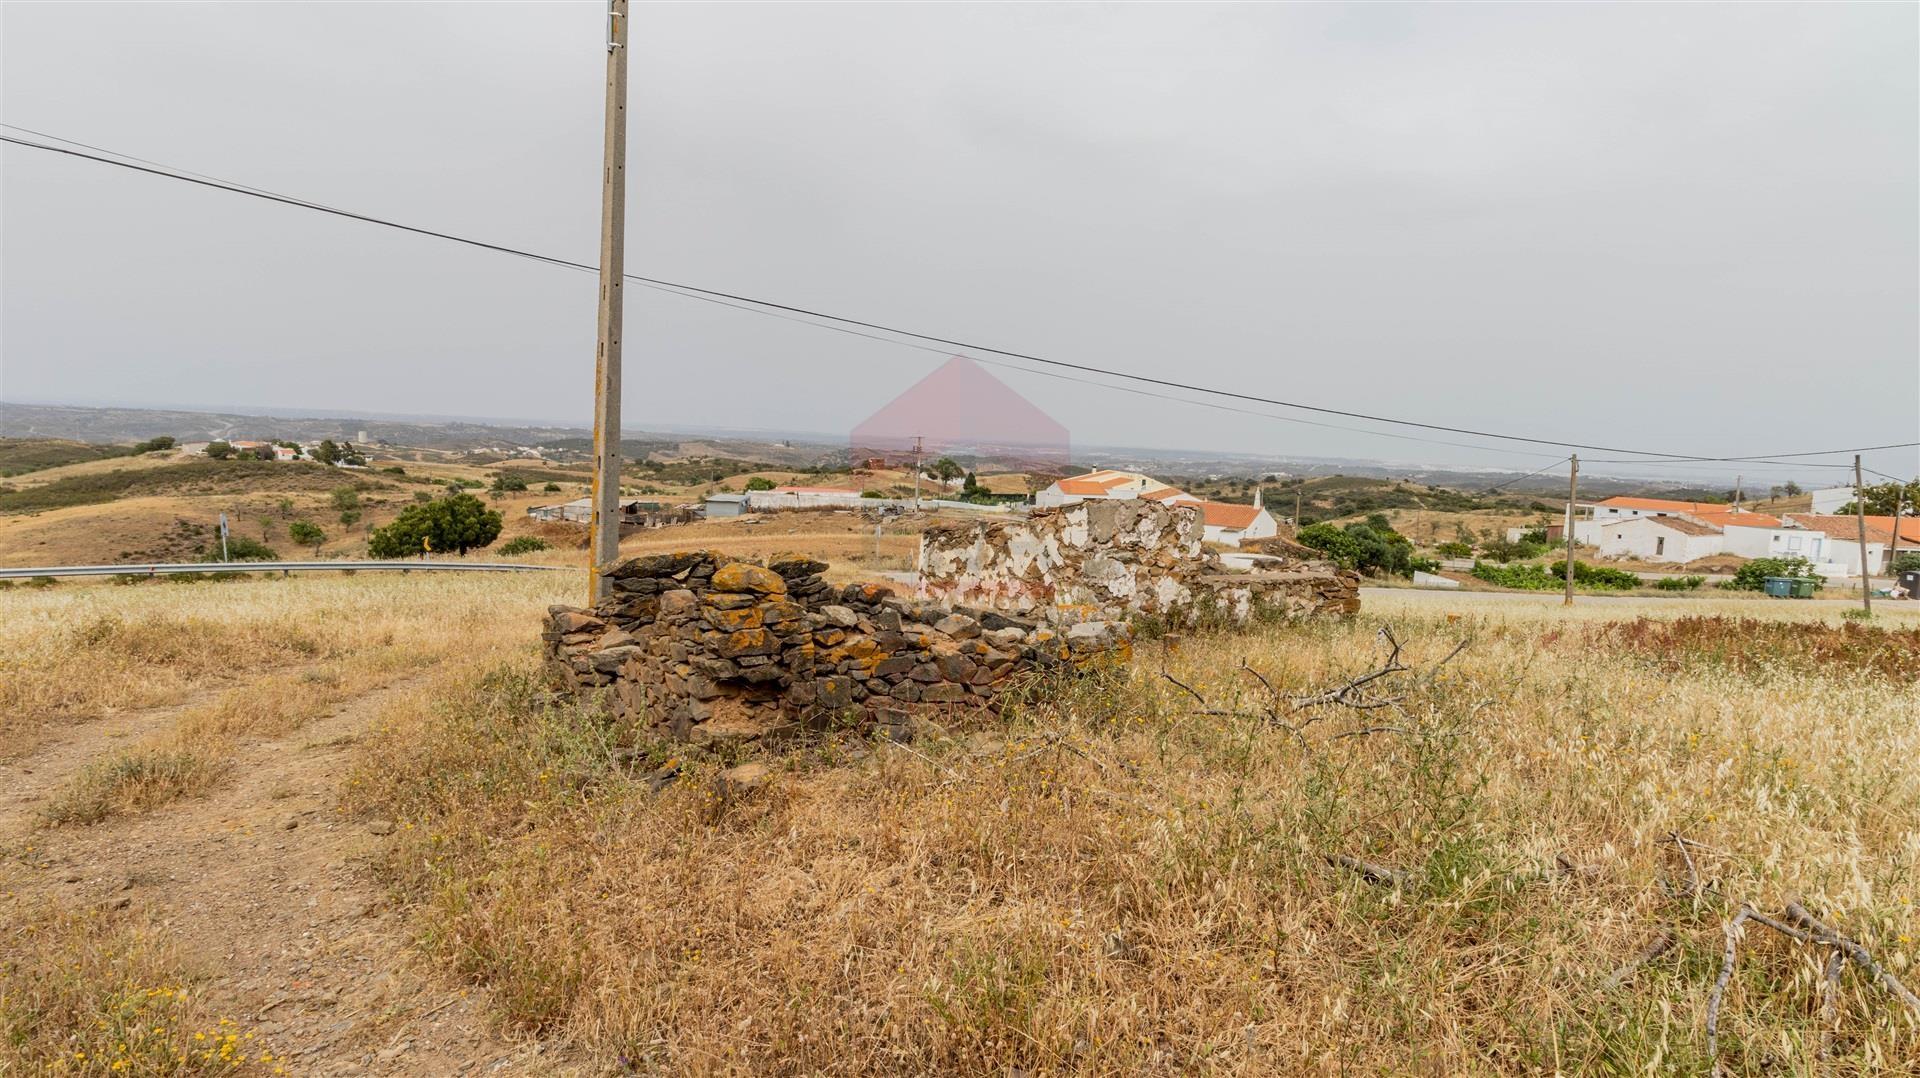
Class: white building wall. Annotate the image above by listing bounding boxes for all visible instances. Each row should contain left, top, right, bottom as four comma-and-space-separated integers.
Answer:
1587, 519, 1720, 563
1810, 487, 1855, 514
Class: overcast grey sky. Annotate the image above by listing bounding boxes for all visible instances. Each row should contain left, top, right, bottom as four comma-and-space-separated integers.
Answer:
2, 2, 1915, 480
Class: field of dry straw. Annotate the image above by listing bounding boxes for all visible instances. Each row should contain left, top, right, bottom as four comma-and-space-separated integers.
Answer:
3, 574, 1917, 1074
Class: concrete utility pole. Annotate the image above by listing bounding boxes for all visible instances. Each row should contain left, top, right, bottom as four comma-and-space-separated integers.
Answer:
1294, 489, 1303, 528
1563, 454, 1579, 606
588, 0, 630, 606
1854, 455, 1871, 616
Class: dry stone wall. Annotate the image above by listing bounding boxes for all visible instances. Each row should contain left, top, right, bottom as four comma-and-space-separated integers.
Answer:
918, 500, 1359, 623
544, 550, 1130, 743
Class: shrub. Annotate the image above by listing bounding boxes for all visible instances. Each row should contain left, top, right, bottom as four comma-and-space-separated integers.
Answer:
382, 465, 407, 475
491, 474, 529, 493
1892, 552, 1920, 574
204, 441, 234, 460
288, 521, 326, 549
1435, 541, 1472, 559
131, 436, 175, 454
199, 535, 278, 563
1551, 560, 1640, 590
1722, 556, 1824, 592
861, 490, 885, 499
339, 509, 362, 527
1471, 562, 1557, 589
1480, 537, 1547, 563
498, 536, 550, 557
542, 482, 562, 494
1652, 574, 1706, 591
367, 492, 502, 557
744, 477, 777, 492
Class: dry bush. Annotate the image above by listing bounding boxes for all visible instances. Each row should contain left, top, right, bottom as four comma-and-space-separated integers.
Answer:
345, 606, 1920, 1074
0, 896, 283, 1074
1590, 615, 1920, 680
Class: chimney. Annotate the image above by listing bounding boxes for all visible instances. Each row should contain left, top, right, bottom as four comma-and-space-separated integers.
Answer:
1253, 488, 1263, 508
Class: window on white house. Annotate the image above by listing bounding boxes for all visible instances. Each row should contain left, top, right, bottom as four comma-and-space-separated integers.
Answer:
1788, 536, 1802, 551
1656, 537, 1666, 556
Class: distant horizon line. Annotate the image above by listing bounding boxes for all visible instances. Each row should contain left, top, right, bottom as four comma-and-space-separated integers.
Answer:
0, 396, 1870, 489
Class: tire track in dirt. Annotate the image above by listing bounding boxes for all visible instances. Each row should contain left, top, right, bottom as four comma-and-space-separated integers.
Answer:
1, 672, 578, 1076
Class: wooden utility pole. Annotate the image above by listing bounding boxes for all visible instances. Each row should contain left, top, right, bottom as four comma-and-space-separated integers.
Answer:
1563, 454, 1579, 606
1854, 455, 1871, 616
1886, 482, 1907, 581
1294, 489, 1303, 528
588, 0, 630, 605
912, 435, 924, 510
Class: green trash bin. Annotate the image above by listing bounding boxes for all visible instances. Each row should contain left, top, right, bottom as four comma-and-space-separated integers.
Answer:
1762, 576, 1793, 598
1790, 577, 1817, 599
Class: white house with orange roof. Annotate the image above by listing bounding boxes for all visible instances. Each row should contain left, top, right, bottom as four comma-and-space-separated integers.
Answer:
1033, 469, 1180, 508
1035, 469, 1275, 545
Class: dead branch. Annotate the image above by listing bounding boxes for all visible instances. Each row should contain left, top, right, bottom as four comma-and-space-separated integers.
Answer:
1819, 948, 1846, 1063
1706, 907, 1753, 1071
1785, 902, 1920, 1014
1161, 671, 1207, 707
1326, 725, 1411, 740
1602, 927, 1677, 991
1667, 831, 1703, 903
1327, 853, 1412, 888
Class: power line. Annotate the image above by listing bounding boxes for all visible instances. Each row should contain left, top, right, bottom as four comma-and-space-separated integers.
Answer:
1479, 456, 1574, 495
5, 128, 1916, 466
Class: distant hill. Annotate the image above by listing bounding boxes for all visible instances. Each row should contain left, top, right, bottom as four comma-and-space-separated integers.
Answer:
0, 437, 133, 478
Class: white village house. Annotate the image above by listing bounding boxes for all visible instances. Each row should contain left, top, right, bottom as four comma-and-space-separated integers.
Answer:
1034, 469, 1277, 547
1570, 496, 1917, 576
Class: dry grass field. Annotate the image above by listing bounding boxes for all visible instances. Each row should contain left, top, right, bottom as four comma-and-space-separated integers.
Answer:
3, 569, 1917, 1075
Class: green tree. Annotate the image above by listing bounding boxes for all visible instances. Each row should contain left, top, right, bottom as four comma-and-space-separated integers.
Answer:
927, 457, 964, 485
330, 487, 360, 512
288, 521, 326, 550
1783, 481, 1802, 497
312, 440, 341, 466
132, 436, 176, 454
491, 473, 529, 493
367, 492, 503, 557
542, 482, 562, 493
744, 477, 777, 491
204, 441, 234, 460
1838, 481, 1920, 516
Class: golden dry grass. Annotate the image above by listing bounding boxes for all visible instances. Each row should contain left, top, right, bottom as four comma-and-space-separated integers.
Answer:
0, 571, 575, 758
338, 594, 1918, 1074
6, 571, 1917, 1073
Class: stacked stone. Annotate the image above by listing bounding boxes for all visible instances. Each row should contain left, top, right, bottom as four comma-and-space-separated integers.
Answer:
918, 499, 1359, 625
545, 549, 1131, 743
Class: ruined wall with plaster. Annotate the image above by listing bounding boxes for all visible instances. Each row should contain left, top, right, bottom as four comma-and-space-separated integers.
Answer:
918, 500, 1359, 623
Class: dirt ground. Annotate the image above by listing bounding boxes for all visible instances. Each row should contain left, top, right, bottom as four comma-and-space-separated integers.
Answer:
0, 665, 574, 1076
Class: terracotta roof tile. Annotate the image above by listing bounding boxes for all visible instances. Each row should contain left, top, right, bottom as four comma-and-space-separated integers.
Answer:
1198, 501, 1265, 530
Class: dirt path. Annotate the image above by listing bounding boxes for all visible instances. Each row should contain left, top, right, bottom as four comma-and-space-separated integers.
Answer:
0, 677, 573, 1076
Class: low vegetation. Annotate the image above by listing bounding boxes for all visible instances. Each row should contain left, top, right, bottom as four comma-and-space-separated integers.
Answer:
0, 897, 279, 1074
326, 593, 1918, 1073
0, 460, 383, 515
1722, 556, 1825, 592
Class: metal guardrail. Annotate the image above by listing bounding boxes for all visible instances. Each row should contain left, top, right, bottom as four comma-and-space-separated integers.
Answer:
0, 560, 568, 580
